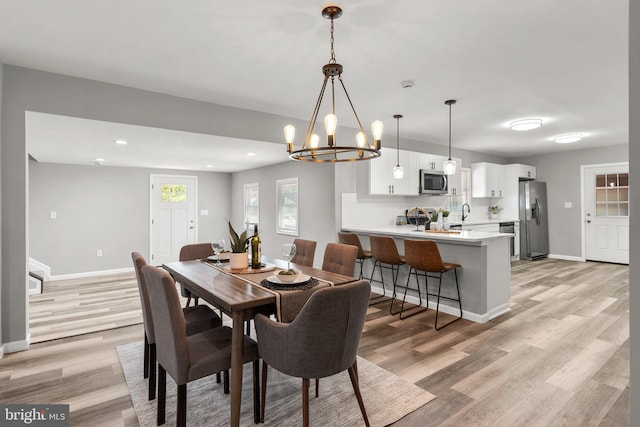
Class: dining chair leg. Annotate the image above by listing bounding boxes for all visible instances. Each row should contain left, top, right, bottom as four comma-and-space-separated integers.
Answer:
315, 378, 319, 397
224, 369, 230, 394
143, 334, 149, 379
302, 378, 310, 427
261, 361, 268, 423
216, 372, 221, 383
193, 296, 199, 306
184, 296, 192, 308
157, 364, 166, 426
177, 383, 187, 427
253, 359, 260, 424
348, 364, 370, 427
148, 343, 156, 400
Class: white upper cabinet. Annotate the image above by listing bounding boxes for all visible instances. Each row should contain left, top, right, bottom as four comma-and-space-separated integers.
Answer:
513, 163, 537, 180
471, 162, 506, 198
369, 147, 419, 195
446, 157, 462, 196
418, 153, 445, 171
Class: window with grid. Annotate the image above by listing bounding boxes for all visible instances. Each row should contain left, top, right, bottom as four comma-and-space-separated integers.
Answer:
595, 173, 629, 217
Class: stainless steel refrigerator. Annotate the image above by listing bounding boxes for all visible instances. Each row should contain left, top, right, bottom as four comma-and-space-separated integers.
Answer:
519, 180, 549, 260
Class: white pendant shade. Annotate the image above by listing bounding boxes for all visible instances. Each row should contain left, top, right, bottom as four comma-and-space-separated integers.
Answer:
443, 158, 456, 175
393, 166, 405, 179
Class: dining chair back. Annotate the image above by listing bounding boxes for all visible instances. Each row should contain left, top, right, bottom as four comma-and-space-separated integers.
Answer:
178, 243, 215, 307
131, 252, 222, 401
321, 242, 358, 277
292, 238, 317, 267
255, 279, 372, 426
142, 264, 260, 425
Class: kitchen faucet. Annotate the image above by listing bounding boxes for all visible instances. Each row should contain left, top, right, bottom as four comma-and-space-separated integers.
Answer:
462, 203, 471, 221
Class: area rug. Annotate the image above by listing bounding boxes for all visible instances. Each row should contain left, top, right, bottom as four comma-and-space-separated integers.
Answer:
117, 341, 436, 426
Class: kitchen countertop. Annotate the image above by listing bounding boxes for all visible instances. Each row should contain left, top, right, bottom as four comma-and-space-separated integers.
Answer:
342, 224, 513, 244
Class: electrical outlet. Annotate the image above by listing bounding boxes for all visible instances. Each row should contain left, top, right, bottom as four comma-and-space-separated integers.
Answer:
564, 202, 572, 208
200, 209, 209, 215
97, 249, 103, 257
50, 211, 57, 219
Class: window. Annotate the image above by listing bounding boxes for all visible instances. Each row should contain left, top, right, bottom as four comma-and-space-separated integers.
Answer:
161, 184, 187, 202
243, 183, 259, 227
595, 173, 629, 217
276, 177, 298, 236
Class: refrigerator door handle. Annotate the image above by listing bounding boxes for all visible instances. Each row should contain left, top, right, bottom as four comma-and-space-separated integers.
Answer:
534, 196, 542, 225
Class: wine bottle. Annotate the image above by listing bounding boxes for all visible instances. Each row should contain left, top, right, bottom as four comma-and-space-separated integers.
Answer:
251, 224, 261, 269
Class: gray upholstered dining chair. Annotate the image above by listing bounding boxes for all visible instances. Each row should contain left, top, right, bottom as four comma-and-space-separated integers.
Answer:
131, 252, 223, 401
142, 264, 261, 426
179, 243, 215, 307
321, 242, 358, 277
291, 238, 317, 267
338, 232, 373, 279
255, 279, 372, 427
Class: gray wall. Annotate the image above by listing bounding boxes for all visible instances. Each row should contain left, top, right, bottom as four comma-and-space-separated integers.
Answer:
1, 65, 294, 347
629, 0, 638, 423
231, 161, 336, 268
0, 62, 3, 355
29, 161, 231, 275
513, 144, 628, 258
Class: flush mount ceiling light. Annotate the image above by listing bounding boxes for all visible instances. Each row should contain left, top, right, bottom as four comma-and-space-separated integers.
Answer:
393, 114, 404, 179
509, 118, 542, 131
284, 5, 382, 163
553, 134, 583, 144
443, 100, 457, 175
114, 139, 128, 145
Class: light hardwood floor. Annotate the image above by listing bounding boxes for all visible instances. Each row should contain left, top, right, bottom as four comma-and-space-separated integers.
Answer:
0, 258, 629, 426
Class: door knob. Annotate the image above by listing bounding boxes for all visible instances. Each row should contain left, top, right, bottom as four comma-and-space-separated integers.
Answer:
189, 226, 194, 229
586, 220, 591, 223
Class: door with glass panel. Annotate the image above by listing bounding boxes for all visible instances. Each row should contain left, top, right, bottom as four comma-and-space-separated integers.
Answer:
584, 164, 629, 264
150, 175, 197, 265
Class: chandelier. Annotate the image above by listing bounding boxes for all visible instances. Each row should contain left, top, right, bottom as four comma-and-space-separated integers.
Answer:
284, 5, 382, 162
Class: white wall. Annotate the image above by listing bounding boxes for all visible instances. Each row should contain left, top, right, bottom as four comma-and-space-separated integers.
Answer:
29, 161, 231, 275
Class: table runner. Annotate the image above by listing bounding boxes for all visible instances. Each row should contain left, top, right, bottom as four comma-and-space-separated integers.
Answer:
201, 260, 333, 323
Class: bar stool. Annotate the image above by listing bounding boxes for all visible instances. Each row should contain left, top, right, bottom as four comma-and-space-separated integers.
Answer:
369, 235, 405, 308
402, 239, 463, 329
338, 232, 372, 279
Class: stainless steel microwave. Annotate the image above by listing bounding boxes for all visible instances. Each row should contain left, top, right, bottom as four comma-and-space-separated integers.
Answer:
419, 169, 448, 194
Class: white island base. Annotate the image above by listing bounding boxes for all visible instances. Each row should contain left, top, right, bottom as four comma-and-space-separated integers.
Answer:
343, 225, 512, 323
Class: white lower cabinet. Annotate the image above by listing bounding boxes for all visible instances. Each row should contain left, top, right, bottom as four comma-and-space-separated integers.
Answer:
462, 223, 500, 233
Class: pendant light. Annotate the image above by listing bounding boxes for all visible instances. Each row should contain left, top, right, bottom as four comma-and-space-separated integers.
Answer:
283, 5, 382, 163
443, 99, 457, 175
393, 114, 404, 179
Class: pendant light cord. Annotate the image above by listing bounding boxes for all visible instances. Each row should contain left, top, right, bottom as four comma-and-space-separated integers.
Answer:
448, 103, 452, 159
396, 116, 400, 166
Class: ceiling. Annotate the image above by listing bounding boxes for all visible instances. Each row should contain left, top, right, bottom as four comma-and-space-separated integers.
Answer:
1, 0, 629, 171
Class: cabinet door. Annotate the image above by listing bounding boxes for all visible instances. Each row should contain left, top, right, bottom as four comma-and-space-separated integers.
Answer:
394, 151, 419, 195
446, 157, 462, 196
488, 164, 506, 197
472, 162, 505, 198
369, 148, 394, 195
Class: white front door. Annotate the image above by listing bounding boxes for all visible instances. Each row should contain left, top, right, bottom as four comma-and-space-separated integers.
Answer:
583, 164, 629, 264
150, 175, 197, 265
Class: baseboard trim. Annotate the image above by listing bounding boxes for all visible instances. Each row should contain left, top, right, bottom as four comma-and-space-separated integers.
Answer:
49, 267, 135, 282
28, 257, 51, 279
370, 285, 510, 324
548, 254, 585, 262
3, 334, 31, 354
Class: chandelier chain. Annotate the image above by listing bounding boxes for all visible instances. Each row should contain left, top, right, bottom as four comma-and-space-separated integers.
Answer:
329, 17, 336, 64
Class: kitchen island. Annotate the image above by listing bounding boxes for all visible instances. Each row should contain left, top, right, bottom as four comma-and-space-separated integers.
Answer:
342, 225, 513, 323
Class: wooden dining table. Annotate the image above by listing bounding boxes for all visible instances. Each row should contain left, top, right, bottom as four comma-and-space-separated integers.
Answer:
163, 256, 358, 427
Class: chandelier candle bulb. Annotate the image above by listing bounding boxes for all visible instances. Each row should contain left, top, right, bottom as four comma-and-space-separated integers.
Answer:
284, 124, 295, 152
324, 113, 337, 147
372, 120, 384, 150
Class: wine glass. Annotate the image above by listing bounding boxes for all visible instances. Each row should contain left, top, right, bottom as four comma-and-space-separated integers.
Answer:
211, 239, 226, 266
281, 243, 297, 270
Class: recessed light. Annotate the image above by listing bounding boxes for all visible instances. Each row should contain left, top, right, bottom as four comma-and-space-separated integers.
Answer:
114, 139, 128, 145
247, 152, 256, 157
553, 134, 582, 144
509, 119, 542, 131
206, 164, 213, 168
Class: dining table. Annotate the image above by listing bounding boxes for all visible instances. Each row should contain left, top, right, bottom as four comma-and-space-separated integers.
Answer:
162, 255, 358, 427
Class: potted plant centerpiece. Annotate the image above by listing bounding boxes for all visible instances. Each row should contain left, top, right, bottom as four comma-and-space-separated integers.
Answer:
430, 210, 440, 230
227, 220, 250, 269
488, 205, 502, 219
440, 208, 450, 230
